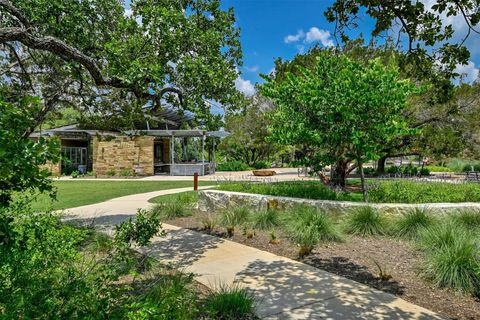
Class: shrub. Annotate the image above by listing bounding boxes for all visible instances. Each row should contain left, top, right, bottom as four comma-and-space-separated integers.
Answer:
344, 206, 387, 236
362, 167, 376, 175
394, 208, 435, 239
106, 169, 116, 177
71, 170, 80, 178
420, 224, 480, 295
419, 168, 430, 176
425, 166, 453, 173
203, 284, 256, 320
285, 206, 341, 256
221, 206, 251, 236
217, 161, 250, 172
386, 166, 401, 174
402, 164, 418, 176
451, 209, 480, 231
369, 180, 480, 203
253, 161, 271, 169
252, 209, 280, 230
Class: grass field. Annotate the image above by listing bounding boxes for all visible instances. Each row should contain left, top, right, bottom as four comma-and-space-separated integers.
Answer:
26, 180, 217, 211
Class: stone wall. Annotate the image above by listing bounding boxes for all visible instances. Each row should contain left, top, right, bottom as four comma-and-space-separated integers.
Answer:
92, 136, 154, 176
198, 190, 480, 216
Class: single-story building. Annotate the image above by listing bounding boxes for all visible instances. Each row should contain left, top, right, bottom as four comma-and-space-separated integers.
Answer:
31, 107, 228, 176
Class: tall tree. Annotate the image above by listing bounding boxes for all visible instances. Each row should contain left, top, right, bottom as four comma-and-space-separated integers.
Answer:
0, 0, 243, 132
261, 51, 418, 195
325, 0, 479, 81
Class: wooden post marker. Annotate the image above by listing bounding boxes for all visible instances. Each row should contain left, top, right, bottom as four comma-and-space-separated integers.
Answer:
193, 172, 199, 191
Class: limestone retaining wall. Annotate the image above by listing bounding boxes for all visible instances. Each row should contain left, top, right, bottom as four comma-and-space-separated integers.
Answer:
92, 136, 154, 176
198, 190, 480, 215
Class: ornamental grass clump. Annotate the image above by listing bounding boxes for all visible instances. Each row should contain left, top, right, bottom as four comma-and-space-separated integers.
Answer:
394, 208, 436, 239
153, 192, 196, 219
451, 209, 480, 231
343, 206, 387, 236
285, 205, 341, 257
203, 284, 256, 320
420, 223, 480, 295
221, 206, 251, 236
252, 209, 281, 230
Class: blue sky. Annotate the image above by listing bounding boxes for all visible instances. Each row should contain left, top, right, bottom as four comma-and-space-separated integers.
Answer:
221, 0, 480, 96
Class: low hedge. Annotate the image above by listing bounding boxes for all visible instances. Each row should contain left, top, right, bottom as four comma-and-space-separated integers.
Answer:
216, 161, 250, 171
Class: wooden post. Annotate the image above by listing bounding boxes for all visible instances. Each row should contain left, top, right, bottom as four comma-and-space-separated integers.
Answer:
193, 172, 199, 191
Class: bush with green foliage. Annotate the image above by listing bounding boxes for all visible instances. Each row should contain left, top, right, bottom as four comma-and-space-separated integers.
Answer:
217, 161, 250, 172
394, 208, 435, 239
0, 202, 166, 318
343, 206, 387, 236
221, 206, 251, 236
203, 284, 256, 320
369, 181, 480, 203
420, 223, 480, 295
419, 168, 430, 176
71, 170, 80, 178
425, 166, 454, 173
386, 166, 402, 174
284, 206, 342, 256
106, 169, 116, 177
447, 159, 480, 172
120, 169, 134, 177
253, 161, 271, 169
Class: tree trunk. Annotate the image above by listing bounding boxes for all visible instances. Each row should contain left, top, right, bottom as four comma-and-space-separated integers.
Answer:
358, 161, 369, 202
376, 155, 388, 174
330, 160, 349, 189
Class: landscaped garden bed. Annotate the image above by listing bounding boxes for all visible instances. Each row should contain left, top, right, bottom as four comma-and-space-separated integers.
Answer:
151, 191, 480, 320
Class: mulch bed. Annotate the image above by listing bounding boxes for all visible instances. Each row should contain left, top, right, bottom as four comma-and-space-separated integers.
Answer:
165, 211, 480, 320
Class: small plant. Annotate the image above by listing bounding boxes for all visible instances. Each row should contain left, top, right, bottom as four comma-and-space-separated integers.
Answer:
419, 222, 461, 250
201, 214, 217, 232
269, 230, 279, 244
203, 284, 256, 319
419, 167, 430, 176
285, 206, 341, 257
252, 209, 280, 230
120, 169, 134, 177
451, 209, 480, 231
106, 169, 116, 177
394, 208, 435, 239
85, 171, 95, 177
373, 259, 393, 281
343, 206, 387, 236
71, 170, 80, 178
221, 206, 251, 237
159, 201, 192, 219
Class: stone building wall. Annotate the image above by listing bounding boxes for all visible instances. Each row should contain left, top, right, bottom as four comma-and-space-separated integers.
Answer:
92, 136, 154, 176
40, 161, 61, 176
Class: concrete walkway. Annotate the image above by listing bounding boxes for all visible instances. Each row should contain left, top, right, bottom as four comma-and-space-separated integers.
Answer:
65, 187, 445, 320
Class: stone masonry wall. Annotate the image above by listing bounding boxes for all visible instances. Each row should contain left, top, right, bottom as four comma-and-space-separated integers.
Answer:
40, 161, 61, 176
92, 136, 154, 176
198, 190, 480, 216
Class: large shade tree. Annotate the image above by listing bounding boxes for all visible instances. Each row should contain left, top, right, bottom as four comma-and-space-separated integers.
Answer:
261, 51, 418, 197
0, 0, 244, 204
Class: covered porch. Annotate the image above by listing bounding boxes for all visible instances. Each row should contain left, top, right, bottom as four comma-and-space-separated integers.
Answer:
126, 129, 228, 176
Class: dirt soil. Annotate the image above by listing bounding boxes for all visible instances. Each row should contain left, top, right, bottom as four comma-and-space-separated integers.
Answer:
165, 211, 480, 320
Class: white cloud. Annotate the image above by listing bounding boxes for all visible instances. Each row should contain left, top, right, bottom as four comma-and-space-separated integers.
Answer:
244, 65, 260, 73
454, 61, 479, 83
305, 27, 334, 47
235, 77, 255, 96
284, 30, 305, 44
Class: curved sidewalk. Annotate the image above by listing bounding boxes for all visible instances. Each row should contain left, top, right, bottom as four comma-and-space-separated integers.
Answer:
65, 187, 445, 320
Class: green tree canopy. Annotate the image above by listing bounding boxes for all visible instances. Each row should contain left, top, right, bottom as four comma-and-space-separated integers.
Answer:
261, 51, 419, 194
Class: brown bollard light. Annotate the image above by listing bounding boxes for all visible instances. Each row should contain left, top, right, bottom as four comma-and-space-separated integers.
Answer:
194, 172, 199, 191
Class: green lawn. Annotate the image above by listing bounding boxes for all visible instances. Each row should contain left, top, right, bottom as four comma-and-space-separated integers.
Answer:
27, 180, 217, 211
149, 191, 198, 204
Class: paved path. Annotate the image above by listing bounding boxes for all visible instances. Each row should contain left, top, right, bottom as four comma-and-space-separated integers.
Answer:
65, 187, 445, 320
